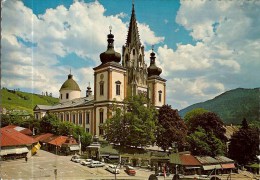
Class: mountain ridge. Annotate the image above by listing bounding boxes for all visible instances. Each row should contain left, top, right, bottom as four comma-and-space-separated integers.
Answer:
179, 87, 260, 125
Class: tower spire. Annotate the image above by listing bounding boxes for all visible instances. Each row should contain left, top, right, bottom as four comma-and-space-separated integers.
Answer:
126, 1, 141, 46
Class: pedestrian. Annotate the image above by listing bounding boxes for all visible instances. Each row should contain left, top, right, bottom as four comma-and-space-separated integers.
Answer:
25, 156, 28, 162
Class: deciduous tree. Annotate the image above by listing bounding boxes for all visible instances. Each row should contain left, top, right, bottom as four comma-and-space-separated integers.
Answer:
187, 127, 225, 157
156, 105, 187, 151
103, 95, 158, 147
187, 112, 227, 142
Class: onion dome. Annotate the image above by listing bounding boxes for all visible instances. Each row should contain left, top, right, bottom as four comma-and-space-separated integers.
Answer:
59, 74, 81, 91
147, 48, 162, 77
100, 26, 121, 64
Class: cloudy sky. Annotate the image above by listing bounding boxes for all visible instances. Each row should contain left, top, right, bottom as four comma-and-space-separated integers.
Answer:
2, 0, 260, 110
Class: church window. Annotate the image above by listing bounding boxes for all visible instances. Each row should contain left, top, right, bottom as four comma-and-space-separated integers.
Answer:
133, 49, 135, 56
115, 81, 121, 95
79, 113, 82, 124
60, 114, 63, 121
66, 114, 69, 121
72, 114, 76, 124
66, 93, 69, 99
86, 128, 89, 133
158, 90, 162, 102
100, 81, 104, 96
85, 112, 90, 124
100, 110, 104, 124
60, 94, 62, 99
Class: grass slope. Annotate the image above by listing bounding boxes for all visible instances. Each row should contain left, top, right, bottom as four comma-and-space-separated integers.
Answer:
1, 88, 59, 114
179, 88, 260, 125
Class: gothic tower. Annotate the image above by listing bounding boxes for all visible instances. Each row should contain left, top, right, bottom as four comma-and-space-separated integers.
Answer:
122, 3, 148, 97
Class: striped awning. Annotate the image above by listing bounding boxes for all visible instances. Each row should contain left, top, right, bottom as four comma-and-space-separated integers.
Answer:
203, 164, 222, 170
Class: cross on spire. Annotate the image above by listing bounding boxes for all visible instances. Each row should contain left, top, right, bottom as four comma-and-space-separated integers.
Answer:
152, 45, 154, 52
109, 25, 112, 34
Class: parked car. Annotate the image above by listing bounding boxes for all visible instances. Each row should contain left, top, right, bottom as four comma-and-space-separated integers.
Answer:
155, 172, 170, 177
71, 155, 81, 163
106, 165, 120, 174
89, 161, 105, 168
125, 165, 136, 176
80, 159, 93, 166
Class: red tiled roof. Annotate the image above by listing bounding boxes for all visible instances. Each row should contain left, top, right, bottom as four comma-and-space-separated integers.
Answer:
48, 136, 68, 146
2, 125, 32, 135
34, 133, 54, 142
0, 128, 37, 147
2, 125, 17, 129
180, 154, 201, 166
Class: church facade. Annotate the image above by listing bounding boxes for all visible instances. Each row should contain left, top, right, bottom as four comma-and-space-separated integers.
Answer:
34, 4, 167, 136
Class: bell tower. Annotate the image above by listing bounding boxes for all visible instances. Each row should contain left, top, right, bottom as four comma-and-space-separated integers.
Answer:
147, 47, 166, 108
93, 27, 127, 136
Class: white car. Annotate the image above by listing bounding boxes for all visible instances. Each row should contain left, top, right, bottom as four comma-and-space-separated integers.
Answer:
89, 161, 105, 168
71, 155, 81, 163
106, 164, 120, 174
80, 159, 93, 166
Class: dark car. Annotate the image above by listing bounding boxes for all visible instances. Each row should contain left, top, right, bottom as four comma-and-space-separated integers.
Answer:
125, 165, 136, 176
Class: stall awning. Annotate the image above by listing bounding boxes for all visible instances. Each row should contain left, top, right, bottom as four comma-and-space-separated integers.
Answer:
70, 146, 80, 151
16, 147, 29, 154
0, 147, 28, 155
221, 163, 235, 169
203, 164, 222, 170
185, 166, 201, 169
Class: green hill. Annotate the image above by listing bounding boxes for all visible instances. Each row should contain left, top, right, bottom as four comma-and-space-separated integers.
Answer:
0, 88, 59, 114
179, 88, 260, 125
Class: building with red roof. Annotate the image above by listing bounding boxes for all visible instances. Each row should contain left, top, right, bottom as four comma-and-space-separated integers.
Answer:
0, 127, 37, 160
34, 133, 79, 155
2, 125, 33, 136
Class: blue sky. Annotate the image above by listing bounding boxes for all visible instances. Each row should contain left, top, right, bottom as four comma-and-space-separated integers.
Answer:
2, 0, 260, 110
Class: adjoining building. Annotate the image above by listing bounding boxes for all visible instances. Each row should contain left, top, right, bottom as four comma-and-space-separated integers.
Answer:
34, 3, 167, 137
34, 133, 79, 155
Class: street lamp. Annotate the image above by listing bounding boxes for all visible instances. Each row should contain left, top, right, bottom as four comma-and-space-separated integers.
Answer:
256, 155, 260, 176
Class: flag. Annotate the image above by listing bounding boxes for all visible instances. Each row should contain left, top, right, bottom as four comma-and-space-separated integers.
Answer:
31, 142, 41, 155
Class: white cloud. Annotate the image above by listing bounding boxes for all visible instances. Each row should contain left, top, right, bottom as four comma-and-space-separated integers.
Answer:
158, 0, 260, 109
2, 0, 164, 98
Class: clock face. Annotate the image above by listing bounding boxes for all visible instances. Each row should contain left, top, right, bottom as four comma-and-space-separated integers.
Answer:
100, 74, 104, 80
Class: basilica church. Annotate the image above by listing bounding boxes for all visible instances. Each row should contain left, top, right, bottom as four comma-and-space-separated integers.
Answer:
34, 4, 167, 136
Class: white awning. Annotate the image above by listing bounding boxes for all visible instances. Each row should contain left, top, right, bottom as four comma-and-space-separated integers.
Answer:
0, 147, 28, 155
70, 146, 80, 151
16, 147, 29, 154
203, 164, 222, 170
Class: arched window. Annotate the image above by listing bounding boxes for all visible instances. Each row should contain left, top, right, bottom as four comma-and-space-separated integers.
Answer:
79, 113, 82, 125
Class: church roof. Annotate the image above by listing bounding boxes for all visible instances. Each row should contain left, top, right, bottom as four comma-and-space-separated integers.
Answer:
35, 96, 94, 111
126, 3, 141, 46
60, 74, 81, 91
